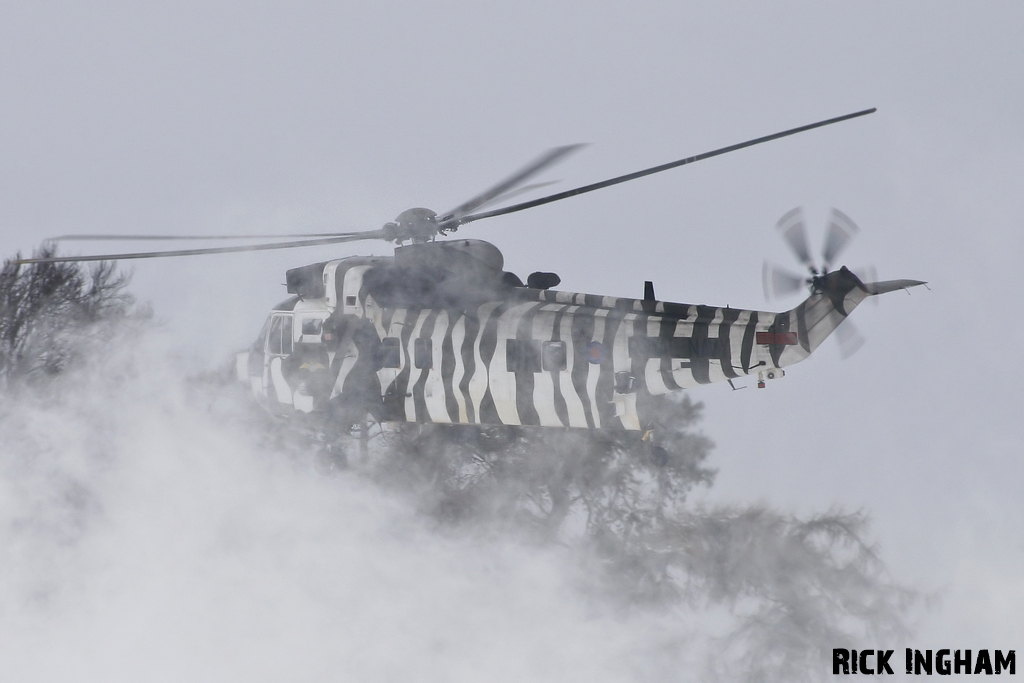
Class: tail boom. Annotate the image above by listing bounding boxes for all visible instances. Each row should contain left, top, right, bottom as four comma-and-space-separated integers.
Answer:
776, 267, 926, 366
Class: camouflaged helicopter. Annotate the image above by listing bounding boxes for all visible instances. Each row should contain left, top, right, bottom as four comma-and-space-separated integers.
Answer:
24, 108, 924, 433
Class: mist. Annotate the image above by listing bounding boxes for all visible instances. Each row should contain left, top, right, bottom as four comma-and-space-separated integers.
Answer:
0, 332, 652, 682
0, 295, 917, 683
2, 1, 1023, 679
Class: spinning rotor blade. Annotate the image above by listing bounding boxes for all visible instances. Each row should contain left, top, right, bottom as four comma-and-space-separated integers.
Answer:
762, 261, 807, 300
457, 108, 877, 226
438, 145, 583, 226
834, 318, 865, 359
822, 208, 859, 270
50, 232, 366, 241
472, 180, 561, 213
775, 207, 813, 269
13, 231, 386, 264
37, 108, 877, 255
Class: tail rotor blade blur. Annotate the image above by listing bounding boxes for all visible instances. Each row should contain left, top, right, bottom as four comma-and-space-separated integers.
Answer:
822, 208, 859, 270
835, 318, 866, 359
776, 207, 813, 269
762, 261, 807, 300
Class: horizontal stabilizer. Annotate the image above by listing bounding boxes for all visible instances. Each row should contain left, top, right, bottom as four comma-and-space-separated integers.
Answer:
863, 279, 927, 295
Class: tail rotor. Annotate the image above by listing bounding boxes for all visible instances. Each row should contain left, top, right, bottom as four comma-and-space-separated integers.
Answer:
776, 207, 815, 270
822, 208, 859, 272
763, 207, 875, 300
761, 261, 807, 300
834, 318, 866, 359
762, 207, 873, 357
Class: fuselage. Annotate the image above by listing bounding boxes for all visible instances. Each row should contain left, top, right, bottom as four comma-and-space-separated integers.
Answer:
238, 240, 871, 431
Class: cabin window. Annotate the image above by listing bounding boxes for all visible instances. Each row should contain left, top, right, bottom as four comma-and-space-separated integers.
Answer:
414, 338, 432, 369
282, 319, 293, 355
301, 319, 323, 336
614, 371, 636, 394
379, 337, 401, 368
542, 341, 567, 371
266, 314, 293, 356
506, 339, 542, 373
267, 317, 282, 355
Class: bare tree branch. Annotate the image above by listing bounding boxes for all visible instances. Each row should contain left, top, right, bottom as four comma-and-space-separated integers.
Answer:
0, 244, 139, 390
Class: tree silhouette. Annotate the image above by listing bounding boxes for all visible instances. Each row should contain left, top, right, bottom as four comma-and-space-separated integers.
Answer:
0, 244, 137, 389
371, 393, 914, 681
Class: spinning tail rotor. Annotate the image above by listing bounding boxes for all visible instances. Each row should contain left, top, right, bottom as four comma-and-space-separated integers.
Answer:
762, 207, 864, 299
761, 208, 926, 358
762, 207, 870, 358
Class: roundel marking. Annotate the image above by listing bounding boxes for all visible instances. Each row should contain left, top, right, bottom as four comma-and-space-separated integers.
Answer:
587, 341, 605, 364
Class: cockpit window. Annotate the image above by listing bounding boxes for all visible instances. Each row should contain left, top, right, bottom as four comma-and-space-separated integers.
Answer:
267, 314, 294, 355
301, 318, 323, 336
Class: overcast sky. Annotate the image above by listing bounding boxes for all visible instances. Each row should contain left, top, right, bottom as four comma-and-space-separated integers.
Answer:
2, 0, 1022, 676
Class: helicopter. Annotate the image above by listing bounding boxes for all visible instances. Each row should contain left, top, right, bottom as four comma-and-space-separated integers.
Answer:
20, 108, 925, 433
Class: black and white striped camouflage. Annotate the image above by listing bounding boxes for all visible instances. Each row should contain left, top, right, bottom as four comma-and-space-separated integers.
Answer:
326, 266, 880, 431
242, 241, 921, 432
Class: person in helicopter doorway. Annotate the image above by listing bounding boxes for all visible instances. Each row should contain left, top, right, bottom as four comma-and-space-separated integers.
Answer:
324, 317, 385, 427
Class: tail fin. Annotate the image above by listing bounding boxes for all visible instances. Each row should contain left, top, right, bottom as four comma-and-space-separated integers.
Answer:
863, 278, 927, 295
782, 268, 926, 361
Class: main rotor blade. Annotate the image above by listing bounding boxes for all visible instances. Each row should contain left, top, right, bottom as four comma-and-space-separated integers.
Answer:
822, 208, 859, 270
762, 261, 807, 300
51, 232, 366, 241
457, 108, 877, 226
439, 144, 584, 225
13, 231, 386, 264
472, 180, 561, 213
776, 207, 813, 269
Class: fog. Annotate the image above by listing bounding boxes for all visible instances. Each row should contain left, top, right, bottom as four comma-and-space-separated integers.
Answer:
2, 1, 1023, 679
0, 336, 677, 682
0, 327, 918, 681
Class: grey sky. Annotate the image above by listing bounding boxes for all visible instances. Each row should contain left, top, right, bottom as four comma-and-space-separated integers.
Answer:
2, 0, 1022, 667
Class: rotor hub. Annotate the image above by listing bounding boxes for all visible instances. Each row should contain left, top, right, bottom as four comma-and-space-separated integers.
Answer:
383, 208, 439, 243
